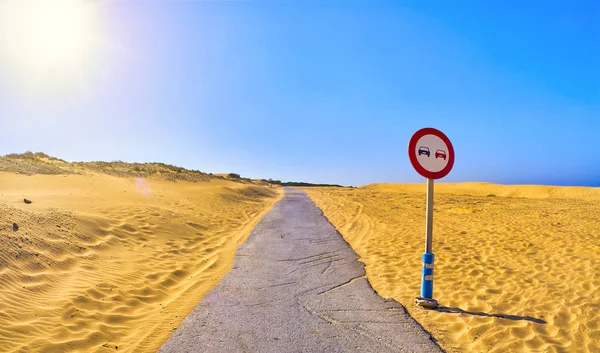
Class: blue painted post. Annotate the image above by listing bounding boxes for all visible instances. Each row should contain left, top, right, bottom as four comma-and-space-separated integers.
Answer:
421, 252, 434, 298
421, 178, 435, 299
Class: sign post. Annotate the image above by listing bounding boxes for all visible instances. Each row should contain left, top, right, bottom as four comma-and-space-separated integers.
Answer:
408, 128, 455, 308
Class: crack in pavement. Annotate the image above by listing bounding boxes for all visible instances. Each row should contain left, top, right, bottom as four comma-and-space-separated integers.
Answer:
316, 274, 366, 296
320, 256, 334, 274
159, 188, 443, 353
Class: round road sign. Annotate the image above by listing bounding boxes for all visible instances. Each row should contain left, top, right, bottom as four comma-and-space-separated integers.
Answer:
408, 127, 454, 179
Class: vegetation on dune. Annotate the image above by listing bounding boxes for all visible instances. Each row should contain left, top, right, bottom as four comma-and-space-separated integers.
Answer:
75, 160, 214, 182
0, 152, 72, 175
0, 152, 347, 188
0, 152, 271, 185
4, 151, 67, 163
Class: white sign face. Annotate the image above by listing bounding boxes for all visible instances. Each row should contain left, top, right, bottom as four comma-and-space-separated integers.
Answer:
414, 134, 450, 173
409, 127, 454, 179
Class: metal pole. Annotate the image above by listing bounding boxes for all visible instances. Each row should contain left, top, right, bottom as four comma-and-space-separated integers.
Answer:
421, 178, 435, 299
425, 178, 434, 253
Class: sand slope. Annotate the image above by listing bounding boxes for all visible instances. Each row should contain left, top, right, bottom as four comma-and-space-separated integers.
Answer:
0, 172, 280, 352
304, 183, 600, 353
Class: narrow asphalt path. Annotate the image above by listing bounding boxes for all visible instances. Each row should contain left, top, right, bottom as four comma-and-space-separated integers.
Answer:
159, 188, 443, 353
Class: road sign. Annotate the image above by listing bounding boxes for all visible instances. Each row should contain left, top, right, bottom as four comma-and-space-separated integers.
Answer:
408, 127, 455, 309
408, 127, 454, 180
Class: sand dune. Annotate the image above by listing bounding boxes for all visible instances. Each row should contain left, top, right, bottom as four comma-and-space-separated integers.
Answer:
304, 183, 600, 353
0, 171, 280, 352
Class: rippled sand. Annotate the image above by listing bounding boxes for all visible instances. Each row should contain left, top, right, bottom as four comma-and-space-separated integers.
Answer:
304, 183, 600, 353
0, 172, 280, 352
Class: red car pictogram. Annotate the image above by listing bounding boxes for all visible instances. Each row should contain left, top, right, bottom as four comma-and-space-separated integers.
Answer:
435, 149, 446, 160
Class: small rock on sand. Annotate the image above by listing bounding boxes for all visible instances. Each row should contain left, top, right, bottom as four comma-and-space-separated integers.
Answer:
24, 199, 32, 204
12, 223, 19, 231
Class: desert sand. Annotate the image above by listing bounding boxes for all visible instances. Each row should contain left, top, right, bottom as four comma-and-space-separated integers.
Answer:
304, 183, 600, 353
0, 157, 280, 352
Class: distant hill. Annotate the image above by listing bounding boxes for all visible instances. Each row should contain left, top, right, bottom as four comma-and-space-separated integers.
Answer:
264, 179, 348, 187
0, 152, 351, 187
0, 152, 268, 185
280, 181, 347, 188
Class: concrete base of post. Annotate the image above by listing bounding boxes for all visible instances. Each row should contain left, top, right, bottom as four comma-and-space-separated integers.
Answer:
415, 297, 439, 309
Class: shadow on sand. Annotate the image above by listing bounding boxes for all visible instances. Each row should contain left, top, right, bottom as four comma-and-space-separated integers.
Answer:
435, 306, 547, 324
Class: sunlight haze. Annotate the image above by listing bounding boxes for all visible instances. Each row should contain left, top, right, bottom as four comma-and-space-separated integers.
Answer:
0, 1, 598, 186
0, 0, 103, 92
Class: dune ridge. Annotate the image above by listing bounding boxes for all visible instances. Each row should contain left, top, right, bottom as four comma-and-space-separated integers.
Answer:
304, 183, 600, 353
0, 171, 280, 352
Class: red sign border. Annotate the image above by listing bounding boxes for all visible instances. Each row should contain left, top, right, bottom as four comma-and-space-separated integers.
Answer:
408, 127, 455, 179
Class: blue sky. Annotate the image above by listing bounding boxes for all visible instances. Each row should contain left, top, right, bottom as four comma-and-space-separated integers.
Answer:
0, 0, 598, 186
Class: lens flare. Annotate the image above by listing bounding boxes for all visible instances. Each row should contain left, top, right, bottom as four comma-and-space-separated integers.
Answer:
135, 178, 152, 197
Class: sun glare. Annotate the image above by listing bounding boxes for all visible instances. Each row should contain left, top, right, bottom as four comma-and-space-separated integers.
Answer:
0, 0, 101, 90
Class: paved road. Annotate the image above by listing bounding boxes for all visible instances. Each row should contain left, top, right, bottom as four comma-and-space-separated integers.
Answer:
159, 188, 443, 353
